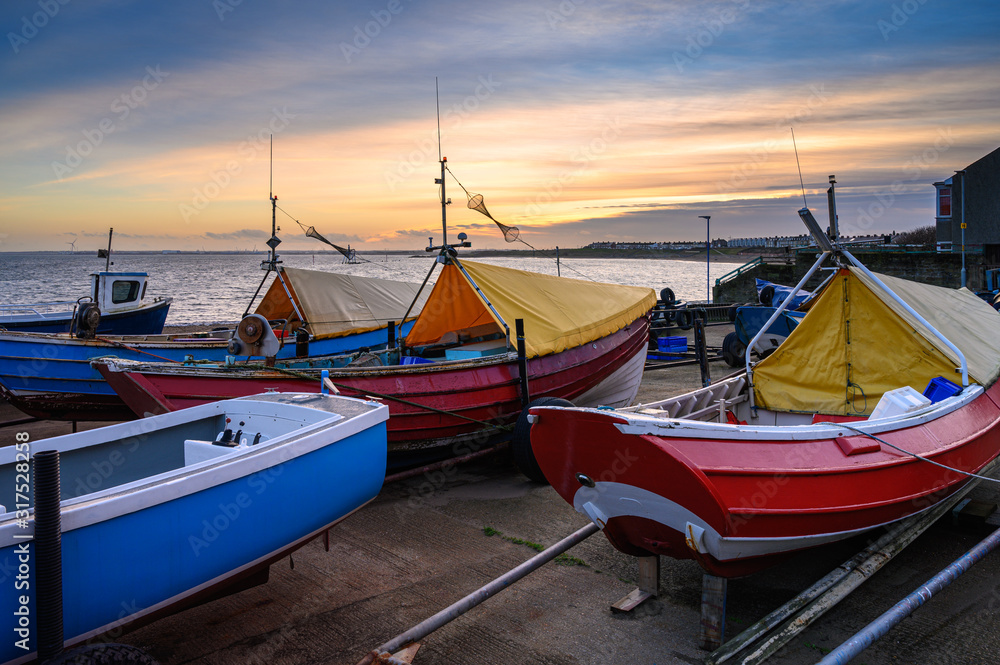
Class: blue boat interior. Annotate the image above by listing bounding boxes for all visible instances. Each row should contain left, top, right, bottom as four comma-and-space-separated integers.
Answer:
0, 396, 345, 511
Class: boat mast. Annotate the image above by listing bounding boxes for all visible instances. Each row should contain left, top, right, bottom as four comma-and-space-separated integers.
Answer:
105, 227, 113, 271
264, 134, 281, 274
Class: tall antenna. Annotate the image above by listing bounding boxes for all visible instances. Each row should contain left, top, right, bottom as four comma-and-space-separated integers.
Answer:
435, 77, 442, 162
435, 78, 448, 246
791, 127, 808, 208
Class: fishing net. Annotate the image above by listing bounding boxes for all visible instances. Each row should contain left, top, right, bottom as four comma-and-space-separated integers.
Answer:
466, 193, 519, 243
298, 221, 356, 260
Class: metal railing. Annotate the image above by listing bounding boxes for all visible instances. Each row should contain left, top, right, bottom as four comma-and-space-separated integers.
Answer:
715, 256, 762, 287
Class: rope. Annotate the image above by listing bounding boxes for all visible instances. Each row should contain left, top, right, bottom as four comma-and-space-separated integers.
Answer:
240, 363, 515, 433
444, 166, 597, 282
818, 421, 1000, 485
94, 337, 183, 363
274, 204, 400, 275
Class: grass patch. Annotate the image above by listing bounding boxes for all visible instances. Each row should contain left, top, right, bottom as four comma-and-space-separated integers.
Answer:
481, 526, 589, 567
804, 642, 832, 655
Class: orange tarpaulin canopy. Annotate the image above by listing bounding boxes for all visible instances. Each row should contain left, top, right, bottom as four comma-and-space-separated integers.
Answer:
404, 260, 656, 358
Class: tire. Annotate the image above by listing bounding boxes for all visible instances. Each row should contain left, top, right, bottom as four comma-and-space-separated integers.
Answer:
511, 397, 574, 483
48, 643, 160, 665
675, 309, 694, 330
660, 288, 675, 307
759, 285, 775, 307
722, 332, 746, 368
727, 304, 739, 323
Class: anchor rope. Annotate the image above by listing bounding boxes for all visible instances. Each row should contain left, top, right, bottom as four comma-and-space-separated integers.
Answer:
818, 421, 1000, 485
238, 362, 515, 433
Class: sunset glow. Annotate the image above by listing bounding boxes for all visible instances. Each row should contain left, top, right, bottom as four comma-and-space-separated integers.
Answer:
2, 1, 998, 251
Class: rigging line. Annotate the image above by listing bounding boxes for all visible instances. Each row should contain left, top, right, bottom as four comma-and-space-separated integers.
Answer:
817, 421, 1000, 485
444, 165, 597, 281
791, 127, 808, 208
274, 203, 399, 273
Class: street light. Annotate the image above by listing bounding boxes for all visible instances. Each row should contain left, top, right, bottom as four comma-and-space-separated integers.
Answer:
699, 215, 711, 302
956, 170, 966, 288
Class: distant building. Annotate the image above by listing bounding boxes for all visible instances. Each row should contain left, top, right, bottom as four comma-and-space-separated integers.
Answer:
934, 146, 1000, 260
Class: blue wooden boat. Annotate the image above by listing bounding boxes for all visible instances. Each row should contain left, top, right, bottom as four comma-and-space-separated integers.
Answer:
0, 271, 172, 335
0, 391, 388, 664
0, 267, 427, 420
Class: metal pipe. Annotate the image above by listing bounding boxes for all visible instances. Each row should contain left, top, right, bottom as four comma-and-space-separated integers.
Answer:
274, 269, 306, 326
34, 450, 64, 662
452, 256, 511, 348
356, 522, 600, 665
841, 249, 968, 386
818, 524, 1000, 665
746, 251, 830, 411
707, 457, 997, 664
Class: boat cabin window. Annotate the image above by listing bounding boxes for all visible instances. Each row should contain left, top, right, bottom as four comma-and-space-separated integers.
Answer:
111, 280, 141, 304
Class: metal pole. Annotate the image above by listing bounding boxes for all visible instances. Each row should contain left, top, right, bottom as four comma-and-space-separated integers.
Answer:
34, 450, 64, 663
356, 523, 600, 665
105, 227, 113, 271
556, 246, 560, 277
700, 215, 711, 302
516, 318, 530, 407
818, 524, 1000, 665
957, 170, 966, 288
842, 249, 968, 386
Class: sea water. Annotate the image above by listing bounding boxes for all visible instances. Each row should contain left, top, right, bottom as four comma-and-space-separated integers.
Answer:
0, 252, 740, 326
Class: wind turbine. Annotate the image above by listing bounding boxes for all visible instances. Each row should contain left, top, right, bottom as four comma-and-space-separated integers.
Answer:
66, 237, 77, 253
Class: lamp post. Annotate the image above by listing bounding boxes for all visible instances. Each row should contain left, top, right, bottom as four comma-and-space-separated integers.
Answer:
956, 170, 966, 288
699, 215, 711, 302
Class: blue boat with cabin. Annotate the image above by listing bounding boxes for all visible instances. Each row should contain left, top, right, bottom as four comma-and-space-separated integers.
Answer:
0, 271, 172, 336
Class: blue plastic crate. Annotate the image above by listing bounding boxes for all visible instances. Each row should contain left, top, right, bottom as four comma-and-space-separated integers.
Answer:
656, 336, 687, 353
923, 376, 962, 403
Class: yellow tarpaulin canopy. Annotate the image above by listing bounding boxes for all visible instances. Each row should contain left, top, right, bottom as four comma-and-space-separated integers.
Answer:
254, 267, 428, 340
752, 267, 1000, 416
404, 259, 657, 358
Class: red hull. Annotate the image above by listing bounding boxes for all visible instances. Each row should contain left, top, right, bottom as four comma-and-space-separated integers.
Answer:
98, 317, 649, 456
530, 381, 1000, 577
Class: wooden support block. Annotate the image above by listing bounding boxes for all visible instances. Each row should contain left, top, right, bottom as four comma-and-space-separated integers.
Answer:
699, 573, 727, 651
638, 555, 660, 597
610, 555, 660, 613
611, 588, 654, 614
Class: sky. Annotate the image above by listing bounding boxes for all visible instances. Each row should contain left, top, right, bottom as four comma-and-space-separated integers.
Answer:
1, 0, 999, 252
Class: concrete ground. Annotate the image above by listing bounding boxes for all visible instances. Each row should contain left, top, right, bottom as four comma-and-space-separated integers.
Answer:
3, 322, 1000, 665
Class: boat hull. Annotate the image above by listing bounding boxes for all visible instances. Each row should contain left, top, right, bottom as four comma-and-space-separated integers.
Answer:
0, 298, 172, 335
529, 381, 1000, 577
0, 322, 413, 420
0, 393, 388, 664
97, 317, 650, 458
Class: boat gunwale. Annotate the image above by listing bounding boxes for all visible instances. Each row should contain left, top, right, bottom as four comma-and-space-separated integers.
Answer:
0, 394, 388, 540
